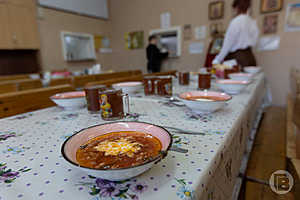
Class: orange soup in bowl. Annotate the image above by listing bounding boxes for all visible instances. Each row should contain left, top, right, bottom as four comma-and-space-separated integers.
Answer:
76, 131, 162, 169
184, 95, 226, 101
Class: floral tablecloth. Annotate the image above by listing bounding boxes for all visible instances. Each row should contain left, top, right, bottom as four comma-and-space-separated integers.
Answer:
0, 73, 267, 200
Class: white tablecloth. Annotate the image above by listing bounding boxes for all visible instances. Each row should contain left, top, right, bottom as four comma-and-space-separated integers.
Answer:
0, 73, 268, 200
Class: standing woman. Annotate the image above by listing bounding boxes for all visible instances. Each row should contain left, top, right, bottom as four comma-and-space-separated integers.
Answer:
146, 35, 169, 73
212, 0, 259, 68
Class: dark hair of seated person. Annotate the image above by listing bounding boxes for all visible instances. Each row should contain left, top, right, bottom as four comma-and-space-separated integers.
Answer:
232, 0, 251, 14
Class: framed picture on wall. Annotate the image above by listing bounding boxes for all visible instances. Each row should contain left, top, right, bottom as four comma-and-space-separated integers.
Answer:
124, 31, 144, 50
285, 3, 300, 32
261, 0, 283, 13
209, 1, 224, 20
263, 15, 278, 34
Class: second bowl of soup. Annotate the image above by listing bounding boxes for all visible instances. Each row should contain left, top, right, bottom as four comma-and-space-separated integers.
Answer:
179, 91, 232, 114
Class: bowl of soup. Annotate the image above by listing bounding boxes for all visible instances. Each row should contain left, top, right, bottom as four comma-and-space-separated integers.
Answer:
112, 81, 144, 95
50, 91, 86, 109
61, 121, 172, 181
179, 91, 232, 114
244, 66, 261, 74
228, 73, 253, 82
216, 79, 251, 94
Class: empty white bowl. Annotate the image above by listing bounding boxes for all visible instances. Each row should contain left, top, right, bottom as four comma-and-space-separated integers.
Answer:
229, 73, 253, 81
216, 79, 250, 94
112, 81, 144, 94
244, 66, 261, 74
61, 121, 172, 181
179, 91, 231, 114
50, 91, 86, 109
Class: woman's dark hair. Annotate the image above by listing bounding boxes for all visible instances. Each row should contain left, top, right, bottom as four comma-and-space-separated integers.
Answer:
232, 0, 251, 13
148, 35, 157, 42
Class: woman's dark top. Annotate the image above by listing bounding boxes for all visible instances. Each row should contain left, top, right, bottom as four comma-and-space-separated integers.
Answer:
146, 44, 169, 73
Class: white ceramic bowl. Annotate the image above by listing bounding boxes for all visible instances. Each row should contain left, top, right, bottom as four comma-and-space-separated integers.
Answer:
112, 81, 144, 94
179, 91, 232, 114
50, 91, 86, 109
61, 122, 172, 181
229, 73, 253, 81
244, 66, 261, 74
189, 72, 199, 82
216, 79, 250, 94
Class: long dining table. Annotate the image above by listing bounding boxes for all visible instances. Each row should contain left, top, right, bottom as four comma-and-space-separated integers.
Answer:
0, 72, 269, 200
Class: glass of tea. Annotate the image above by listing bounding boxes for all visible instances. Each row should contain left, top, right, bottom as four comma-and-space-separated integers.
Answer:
143, 77, 158, 95
84, 85, 107, 113
157, 77, 173, 96
178, 72, 190, 85
198, 73, 211, 90
99, 89, 130, 121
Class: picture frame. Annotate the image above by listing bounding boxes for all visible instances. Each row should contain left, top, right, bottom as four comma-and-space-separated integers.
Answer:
209, 1, 225, 20
263, 15, 278, 34
124, 31, 144, 50
261, 0, 283, 13
285, 3, 300, 32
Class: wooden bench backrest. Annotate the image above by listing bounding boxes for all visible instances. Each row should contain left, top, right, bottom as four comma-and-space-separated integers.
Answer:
0, 82, 18, 94
290, 68, 300, 98
18, 79, 43, 91
73, 74, 98, 88
94, 70, 143, 81
292, 94, 300, 158
0, 79, 43, 94
86, 75, 144, 87
0, 74, 30, 82
73, 70, 143, 88
144, 70, 177, 77
49, 77, 73, 87
0, 84, 73, 118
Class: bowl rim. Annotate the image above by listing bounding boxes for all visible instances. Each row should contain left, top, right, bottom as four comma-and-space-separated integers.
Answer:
51, 91, 86, 100
244, 66, 261, 69
178, 91, 232, 102
112, 81, 144, 87
61, 121, 173, 171
229, 73, 253, 77
216, 79, 250, 85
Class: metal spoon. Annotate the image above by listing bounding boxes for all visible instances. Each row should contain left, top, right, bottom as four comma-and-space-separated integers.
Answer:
169, 146, 188, 153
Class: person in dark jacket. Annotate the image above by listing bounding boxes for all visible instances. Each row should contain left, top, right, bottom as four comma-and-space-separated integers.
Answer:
146, 35, 169, 73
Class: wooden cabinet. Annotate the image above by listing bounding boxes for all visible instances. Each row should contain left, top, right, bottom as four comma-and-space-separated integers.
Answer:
0, 0, 40, 50
0, 3, 12, 49
8, 0, 36, 7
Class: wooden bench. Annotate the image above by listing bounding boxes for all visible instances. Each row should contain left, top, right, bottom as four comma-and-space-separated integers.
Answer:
86, 75, 144, 87
0, 84, 73, 118
0, 82, 18, 94
49, 77, 73, 87
94, 70, 142, 81
0, 79, 43, 94
0, 74, 30, 82
286, 67, 300, 200
240, 107, 294, 199
17, 79, 43, 91
144, 70, 177, 77
73, 70, 142, 88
